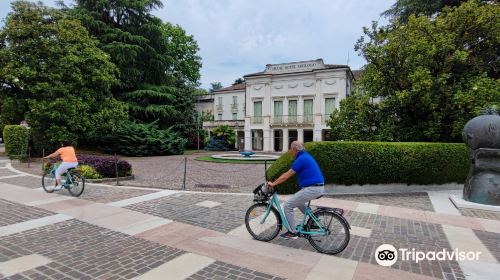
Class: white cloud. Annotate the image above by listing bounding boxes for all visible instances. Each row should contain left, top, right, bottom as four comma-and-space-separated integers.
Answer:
157, 0, 394, 88
0, 0, 395, 89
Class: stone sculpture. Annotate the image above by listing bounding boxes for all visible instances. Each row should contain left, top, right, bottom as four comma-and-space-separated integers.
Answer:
462, 109, 500, 205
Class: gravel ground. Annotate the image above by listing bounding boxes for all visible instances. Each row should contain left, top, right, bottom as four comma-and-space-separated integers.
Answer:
12, 152, 269, 193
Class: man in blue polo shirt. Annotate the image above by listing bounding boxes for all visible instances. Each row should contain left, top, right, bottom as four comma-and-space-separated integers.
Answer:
267, 141, 324, 240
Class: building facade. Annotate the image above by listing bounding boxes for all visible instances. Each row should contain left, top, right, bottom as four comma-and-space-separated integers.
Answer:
244, 59, 353, 152
202, 83, 246, 149
203, 59, 354, 152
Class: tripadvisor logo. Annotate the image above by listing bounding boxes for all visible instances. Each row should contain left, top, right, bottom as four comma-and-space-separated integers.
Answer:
375, 244, 482, 267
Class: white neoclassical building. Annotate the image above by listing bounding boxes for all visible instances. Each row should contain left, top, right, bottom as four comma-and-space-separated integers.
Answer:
202, 83, 246, 150
203, 59, 354, 152
244, 59, 353, 152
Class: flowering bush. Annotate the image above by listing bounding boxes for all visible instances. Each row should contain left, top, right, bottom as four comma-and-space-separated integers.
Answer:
77, 154, 132, 178
77, 165, 102, 179
44, 154, 132, 178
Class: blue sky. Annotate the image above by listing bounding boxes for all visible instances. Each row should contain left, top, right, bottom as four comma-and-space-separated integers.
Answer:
0, 0, 394, 89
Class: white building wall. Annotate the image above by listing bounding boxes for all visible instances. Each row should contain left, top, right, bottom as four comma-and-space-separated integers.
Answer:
213, 90, 245, 120
244, 60, 352, 152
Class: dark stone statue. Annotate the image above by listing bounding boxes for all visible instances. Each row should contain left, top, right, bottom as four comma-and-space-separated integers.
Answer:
462, 109, 500, 205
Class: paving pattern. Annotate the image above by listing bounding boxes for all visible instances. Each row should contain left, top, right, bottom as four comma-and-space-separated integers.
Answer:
329, 192, 435, 211
56, 185, 156, 204
1, 146, 500, 280
186, 261, 286, 280
0, 219, 184, 279
270, 210, 464, 280
126, 193, 253, 233
0, 199, 54, 227
473, 230, 500, 262
459, 208, 500, 221
0, 176, 41, 189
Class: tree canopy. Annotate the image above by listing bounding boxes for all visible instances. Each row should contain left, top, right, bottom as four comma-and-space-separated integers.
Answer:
329, 0, 499, 142
0, 1, 127, 151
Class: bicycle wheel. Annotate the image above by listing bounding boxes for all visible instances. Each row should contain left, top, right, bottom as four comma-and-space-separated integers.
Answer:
306, 210, 350, 254
245, 203, 282, 241
42, 172, 56, 193
67, 172, 85, 197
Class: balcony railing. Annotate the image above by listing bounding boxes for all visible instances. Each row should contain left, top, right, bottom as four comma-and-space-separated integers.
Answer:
231, 103, 238, 111
216, 104, 223, 111
203, 120, 244, 128
251, 116, 263, 124
270, 115, 315, 126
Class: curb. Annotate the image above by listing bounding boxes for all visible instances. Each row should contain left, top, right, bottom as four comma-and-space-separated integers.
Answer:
86, 175, 135, 183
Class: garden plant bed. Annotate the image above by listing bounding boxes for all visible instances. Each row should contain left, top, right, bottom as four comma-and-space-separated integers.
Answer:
195, 156, 270, 164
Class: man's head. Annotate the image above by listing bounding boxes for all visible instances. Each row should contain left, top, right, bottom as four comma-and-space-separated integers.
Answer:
290, 141, 305, 158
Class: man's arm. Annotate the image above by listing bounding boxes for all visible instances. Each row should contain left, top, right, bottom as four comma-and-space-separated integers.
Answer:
268, 169, 296, 188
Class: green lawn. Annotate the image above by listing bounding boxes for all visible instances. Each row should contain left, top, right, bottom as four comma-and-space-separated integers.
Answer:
195, 156, 275, 164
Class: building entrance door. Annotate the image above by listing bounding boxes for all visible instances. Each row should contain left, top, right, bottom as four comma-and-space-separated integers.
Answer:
274, 130, 283, 152
252, 130, 263, 151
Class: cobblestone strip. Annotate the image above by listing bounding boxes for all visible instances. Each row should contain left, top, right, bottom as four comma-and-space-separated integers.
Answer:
186, 261, 286, 280
270, 209, 465, 280
0, 219, 185, 280
0, 214, 71, 237
125, 193, 254, 233
0, 254, 51, 277
0, 199, 55, 227
328, 192, 435, 212
460, 208, 500, 221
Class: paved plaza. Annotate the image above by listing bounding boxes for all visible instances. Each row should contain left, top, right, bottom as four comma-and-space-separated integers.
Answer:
1, 150, 500, 279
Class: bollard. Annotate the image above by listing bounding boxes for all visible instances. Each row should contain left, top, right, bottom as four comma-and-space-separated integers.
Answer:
264, 160, 267, 181
182, 157, 187, 190
42, 149, 45, 172
28, 147, 31, 168
115, 153, 120, 186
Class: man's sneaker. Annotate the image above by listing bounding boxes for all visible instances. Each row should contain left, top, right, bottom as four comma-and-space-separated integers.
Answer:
53, 185, 62, 191
279, 231, 298, 240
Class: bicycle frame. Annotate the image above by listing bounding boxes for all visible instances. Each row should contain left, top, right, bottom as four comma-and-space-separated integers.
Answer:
262, 192, 328, 236
46, 163, 75, 187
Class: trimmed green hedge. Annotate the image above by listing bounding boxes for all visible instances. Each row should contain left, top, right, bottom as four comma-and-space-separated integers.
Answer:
2, 125, 29, 159
267, 141, 469, 194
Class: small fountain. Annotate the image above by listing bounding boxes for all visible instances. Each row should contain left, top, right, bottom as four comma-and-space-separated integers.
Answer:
212, 151, 279, 161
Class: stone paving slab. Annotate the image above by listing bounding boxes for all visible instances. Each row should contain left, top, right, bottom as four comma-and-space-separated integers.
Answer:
0, 169, 18, 177
0, 176, 40, 189
0, 219, 184, 279
459, 209, 500, 221
328, 192, 435, 212
0, 199, 54, 227
0, 254, 52, 278
472, 230, 500, 263
270, 209, 465, 280
186, 260, 286, 280
126, 193, 254, 233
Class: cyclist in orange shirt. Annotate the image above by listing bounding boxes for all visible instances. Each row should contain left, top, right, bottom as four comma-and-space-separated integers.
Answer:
43, 140, 78, 191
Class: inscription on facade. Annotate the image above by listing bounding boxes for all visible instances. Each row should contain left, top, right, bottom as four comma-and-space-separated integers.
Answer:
265, 59, 325, 74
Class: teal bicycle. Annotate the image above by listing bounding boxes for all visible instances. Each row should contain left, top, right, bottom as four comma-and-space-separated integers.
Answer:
245, 184, 350, 254
42, 161, 85, 197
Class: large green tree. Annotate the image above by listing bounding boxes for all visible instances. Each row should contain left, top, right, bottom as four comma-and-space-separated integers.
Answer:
0, 1, 127, 151
68, 0, 202, 132
382, 0, 469, 22
349, 0, 499, 142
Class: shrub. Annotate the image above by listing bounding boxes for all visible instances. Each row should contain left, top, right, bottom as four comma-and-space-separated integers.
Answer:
43, 154, 132, 178
205, 137, 235, 151
267, 141, 469, 194
77, 154, 132, 178
3, 125, 29, 159
96, 121, 187, 156
77, 165, 102, 179
205, 125, 236, 151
